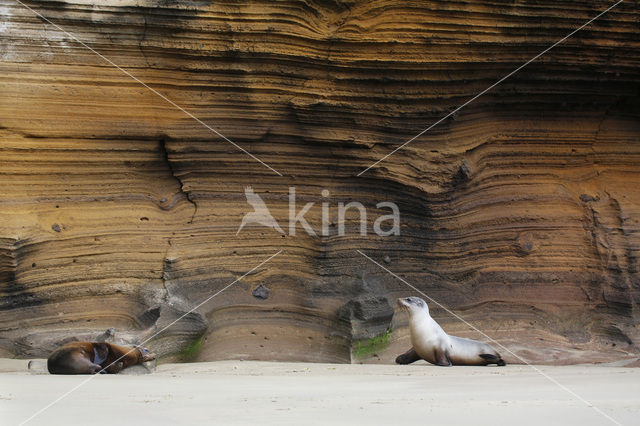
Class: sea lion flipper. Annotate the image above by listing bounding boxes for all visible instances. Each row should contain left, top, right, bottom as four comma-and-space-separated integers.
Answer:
93, 343, 109, 365
395, 347, 421, 365
479, 353, 506, 366
96, 327, 115, 343
434, 348, 452, 367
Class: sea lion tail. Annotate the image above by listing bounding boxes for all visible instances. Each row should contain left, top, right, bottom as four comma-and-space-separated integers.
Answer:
497, 359, 506, 366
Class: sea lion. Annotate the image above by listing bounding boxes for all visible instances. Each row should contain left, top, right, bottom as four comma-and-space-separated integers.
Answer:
47, 342, 156, 375
395, 297, 505, 366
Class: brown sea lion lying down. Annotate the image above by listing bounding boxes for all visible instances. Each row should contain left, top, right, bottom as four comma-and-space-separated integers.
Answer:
47, 342, 156, 374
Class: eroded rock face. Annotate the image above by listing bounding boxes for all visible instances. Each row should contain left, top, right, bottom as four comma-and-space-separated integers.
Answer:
0, 1, 639, 364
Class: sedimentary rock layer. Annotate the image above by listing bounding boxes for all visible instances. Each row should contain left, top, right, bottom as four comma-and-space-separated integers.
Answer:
0, 0, 639, 363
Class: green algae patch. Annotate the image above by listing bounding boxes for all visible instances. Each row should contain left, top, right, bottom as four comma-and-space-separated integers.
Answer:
354, 328, 392, 359
179, 336, 204, 361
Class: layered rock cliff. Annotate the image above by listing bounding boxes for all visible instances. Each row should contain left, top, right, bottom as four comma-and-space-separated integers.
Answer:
1, 0, 639, 364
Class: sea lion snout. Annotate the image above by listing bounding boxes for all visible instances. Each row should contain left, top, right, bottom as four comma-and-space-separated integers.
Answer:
139, 347, 156, 362
397, 297, 410, 308
142, 353, 156, 362
398, 297, 426, 310
135, 346, 156, 362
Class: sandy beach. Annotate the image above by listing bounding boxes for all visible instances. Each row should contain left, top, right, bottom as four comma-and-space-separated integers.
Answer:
1, 359, 638, 426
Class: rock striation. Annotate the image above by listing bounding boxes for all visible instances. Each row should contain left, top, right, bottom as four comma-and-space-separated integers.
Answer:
0, 0, 639, 364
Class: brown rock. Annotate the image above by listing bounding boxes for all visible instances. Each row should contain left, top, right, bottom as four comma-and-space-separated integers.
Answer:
0, 1, 638, 364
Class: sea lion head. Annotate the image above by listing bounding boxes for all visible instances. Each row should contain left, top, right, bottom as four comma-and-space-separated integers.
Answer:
397, 296, 429, 316
137, 347, 157, 363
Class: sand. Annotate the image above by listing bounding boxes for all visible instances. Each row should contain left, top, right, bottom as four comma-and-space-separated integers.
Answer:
1, 359, 639, 426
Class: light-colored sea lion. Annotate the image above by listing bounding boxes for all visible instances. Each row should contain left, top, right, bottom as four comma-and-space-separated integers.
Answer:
395, 297, 505, 366
47, 342, 156, 374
